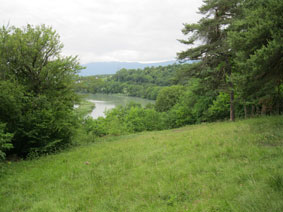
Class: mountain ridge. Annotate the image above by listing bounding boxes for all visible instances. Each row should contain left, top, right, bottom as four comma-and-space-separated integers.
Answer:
79, 60, 187, 76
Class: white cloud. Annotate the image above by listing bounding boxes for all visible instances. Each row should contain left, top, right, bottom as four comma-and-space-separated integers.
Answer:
0, 0, 203, 63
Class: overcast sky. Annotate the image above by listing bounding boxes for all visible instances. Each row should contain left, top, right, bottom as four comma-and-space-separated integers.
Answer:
0, 0, 203, 64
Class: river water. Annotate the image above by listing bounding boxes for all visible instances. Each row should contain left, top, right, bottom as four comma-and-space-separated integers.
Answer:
85, 93, 155, 119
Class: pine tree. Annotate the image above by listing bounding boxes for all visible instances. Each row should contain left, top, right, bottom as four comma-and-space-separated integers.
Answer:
229, 0, 283, 115
178, 0, 241, 121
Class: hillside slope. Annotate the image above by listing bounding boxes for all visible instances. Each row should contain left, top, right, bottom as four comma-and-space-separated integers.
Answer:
1, 116, 283, 211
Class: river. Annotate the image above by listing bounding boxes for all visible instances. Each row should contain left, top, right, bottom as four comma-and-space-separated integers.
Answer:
85, 93, 155, 119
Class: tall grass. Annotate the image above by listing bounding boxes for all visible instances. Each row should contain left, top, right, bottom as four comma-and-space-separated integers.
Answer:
0, 116, 282, 211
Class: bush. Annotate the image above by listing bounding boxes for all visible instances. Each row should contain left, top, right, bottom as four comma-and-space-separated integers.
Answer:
206, 92, 230, 121
13, 95, 78, 156
0, 123, 13, 161
124, 107, 164, 132
0, 25, 82, 157
155, 85, 185, 112
165, 104, 194, 128
82, 102, 166, 138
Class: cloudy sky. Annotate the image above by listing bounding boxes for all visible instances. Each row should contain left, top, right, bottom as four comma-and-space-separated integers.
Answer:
0, 0, 203, 64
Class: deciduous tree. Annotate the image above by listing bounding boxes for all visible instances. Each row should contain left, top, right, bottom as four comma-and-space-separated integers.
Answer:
0, 25, 83, 157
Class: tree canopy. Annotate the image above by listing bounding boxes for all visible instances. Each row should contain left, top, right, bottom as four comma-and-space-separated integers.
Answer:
0, 25, 83, 158
229, 0, 283, 115
178, 0, 282, 120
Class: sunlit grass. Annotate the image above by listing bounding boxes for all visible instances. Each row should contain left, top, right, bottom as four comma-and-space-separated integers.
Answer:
0, 116, 283, 211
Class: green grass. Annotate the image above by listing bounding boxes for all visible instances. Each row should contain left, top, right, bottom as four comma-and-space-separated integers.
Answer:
1, 116, 283, 211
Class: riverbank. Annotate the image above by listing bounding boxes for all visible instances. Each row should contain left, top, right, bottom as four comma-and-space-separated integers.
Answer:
76, 93, 155, 119
75, 99, 96, 117
1, 116, 283, 211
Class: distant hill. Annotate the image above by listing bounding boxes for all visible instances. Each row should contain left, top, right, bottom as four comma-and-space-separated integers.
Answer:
79, 60, 188, 76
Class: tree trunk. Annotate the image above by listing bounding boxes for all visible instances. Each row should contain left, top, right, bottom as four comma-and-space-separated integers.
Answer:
230, 90, 235, 121
251, 105, 255, 117
261, 104, 267, 115
276, 80, 281, 115
244, 104, 248, 119
256, 105, 260, 115
277, 101, 280, 115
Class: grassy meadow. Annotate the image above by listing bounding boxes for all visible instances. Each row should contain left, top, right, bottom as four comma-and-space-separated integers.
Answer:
0, 116, 283, 211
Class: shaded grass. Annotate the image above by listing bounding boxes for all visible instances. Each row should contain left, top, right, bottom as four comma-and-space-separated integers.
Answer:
0, 116, 283, 211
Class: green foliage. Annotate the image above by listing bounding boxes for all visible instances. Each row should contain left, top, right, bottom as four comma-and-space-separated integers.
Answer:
177, 0, 282, 120
84, 117, 108, 137
13, 95, 78, 156
0, 80, 25, 133
164, 81, 216, 127
165, 103, 194, 128
76, 64, 191, 100
0, 0, 281, 160
113, 65, 181, 86
178, 0, 240, 77
82, 102, 166, 137
75, 76, 105, 93
206, 92, 230, 121
0, 25, 82, 157
82, 106, 127, 138
81, 79, 247, 136
125, 106, 165, 132
229, 0, 283, 114
155, 85, 185, 112
178, 0, 242, 121
0, 123, 13, 161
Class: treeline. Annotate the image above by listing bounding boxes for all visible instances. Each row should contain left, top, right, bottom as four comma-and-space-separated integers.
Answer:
0, 25, 82, 159
77, 0, 283, 121
176, 0, 283, 120
75, 64, 190, 99
83, 0, 282, 138
1, 0, 282, 160
177, 0, 283, 121
82, 82, 236, 138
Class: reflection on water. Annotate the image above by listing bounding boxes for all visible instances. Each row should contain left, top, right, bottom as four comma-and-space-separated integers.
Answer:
86, 93, 155, 119
88, 99, 116, 119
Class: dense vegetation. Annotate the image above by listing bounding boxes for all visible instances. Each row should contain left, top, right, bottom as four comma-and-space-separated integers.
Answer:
1, 116, 283, 211
0, 25, 82, 159
76, 0, 282, 132
0, 0, 282, 161
75, 64, 191, 100
178, 0, 283, 121
0, 0, 282, 210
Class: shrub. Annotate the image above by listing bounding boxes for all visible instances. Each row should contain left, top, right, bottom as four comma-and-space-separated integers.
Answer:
0, 123, 13, 161
155, 85, 185, 112
0, 25, 82, 157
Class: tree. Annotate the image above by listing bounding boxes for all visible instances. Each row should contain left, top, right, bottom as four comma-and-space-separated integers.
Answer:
229, 0, 283, 115
177, 0, 241, 121
155, 85, 185, 112
0, 25, 83, 157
